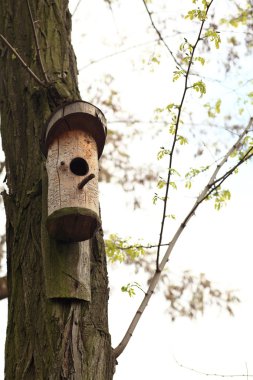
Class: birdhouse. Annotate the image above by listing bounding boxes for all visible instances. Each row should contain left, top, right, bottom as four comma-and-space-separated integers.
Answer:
42, 101, 107, 242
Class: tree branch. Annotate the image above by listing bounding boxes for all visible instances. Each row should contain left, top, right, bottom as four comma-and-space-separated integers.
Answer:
0, 34, 46, 87
141, 0, 182, 69
72, 0, 83, 16
79, 38, 161, 71
0, 276, 8, 301
175, 357, 253, 377
113, 116, 253, 359
115, 242, 169, 251
155, 0, 214, 270
25, 0, 49, 83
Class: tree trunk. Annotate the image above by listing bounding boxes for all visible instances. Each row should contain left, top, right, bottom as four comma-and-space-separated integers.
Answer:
0, 1, 114, 378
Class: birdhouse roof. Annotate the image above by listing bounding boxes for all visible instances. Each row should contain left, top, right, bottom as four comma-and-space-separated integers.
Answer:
42, 101, 107, 158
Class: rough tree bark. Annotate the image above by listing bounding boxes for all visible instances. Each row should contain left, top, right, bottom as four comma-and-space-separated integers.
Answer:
0, 1, 114, 379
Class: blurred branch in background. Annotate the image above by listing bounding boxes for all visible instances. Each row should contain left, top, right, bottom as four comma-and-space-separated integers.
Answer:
0, 276, 7, 300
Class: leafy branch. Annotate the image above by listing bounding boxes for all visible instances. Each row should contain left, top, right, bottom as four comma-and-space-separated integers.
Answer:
155, 0, 214, 270
113, 117, 253, 359
105, 233, 170, 263
121, 282, 145, 297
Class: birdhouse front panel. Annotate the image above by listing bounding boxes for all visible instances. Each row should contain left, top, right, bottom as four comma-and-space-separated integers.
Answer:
46, 129, 100, 242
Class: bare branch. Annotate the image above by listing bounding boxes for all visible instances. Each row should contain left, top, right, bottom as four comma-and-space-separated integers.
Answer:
175, 357, 253, 377
0, 276, 7, 301
211, 147, 253, 189
0, 34, 45, 87
141, 0, 182, 68
25, 0, 49, 83
79, 38, 160, 71
72, 0, 83, 16
113, 117, 253, 359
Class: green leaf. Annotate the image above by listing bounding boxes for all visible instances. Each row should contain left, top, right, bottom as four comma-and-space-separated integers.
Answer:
105, 234, 146, 263
153, 194, 158, 204
151, 56, 160, 64
177, 135, 188, 145
166, 214, 176, 219
194, 56, 205, 65
214, 189, 231, 210
204, 29, 221, 49
170, 181, 177, 190
182, 56, 191, 65
169, 168, 181, 177
169, 124, 176, 135
121, 283, 136, 297
173, 69, 185, 82
215, 99, 221, 113
157, 179, 166, 189
185, 180, 192, 189
121, 282, 144, 297
204, 99, 221, 118
166, 103, 177, 112
193, 80, 206, 95
185, 9, 207, 21
157, 148, 171, 160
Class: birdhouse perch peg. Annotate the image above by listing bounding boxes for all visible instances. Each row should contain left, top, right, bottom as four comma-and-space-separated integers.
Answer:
42, 101, 107, 242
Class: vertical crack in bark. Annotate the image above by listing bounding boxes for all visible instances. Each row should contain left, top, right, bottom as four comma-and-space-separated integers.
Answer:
61, 306, 75, 378
56, 137, 62, 208
71, 304, 83, 378
60, 304, 84, 379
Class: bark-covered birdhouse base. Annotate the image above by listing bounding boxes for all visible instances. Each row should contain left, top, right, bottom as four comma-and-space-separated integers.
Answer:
42, 165, 91, 301
46, 207, 101, 242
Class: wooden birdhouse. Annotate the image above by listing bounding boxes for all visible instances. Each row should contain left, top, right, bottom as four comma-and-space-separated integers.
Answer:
42, 101, 107, 242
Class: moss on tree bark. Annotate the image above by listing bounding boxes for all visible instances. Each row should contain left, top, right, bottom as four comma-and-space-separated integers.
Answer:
0, 1, 114, 378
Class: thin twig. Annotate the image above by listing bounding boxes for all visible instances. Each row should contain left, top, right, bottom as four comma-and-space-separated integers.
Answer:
142, 0, 182, 69
72, 0, 83, 16
180, 118, 253, 228
175, 357, 253, 378
210, 149, 253, 192
156, 0, 214, 270
245, 363, 249, 380
114, 242, 169, 251
79, 38, 161, 71
25, 0, 49, 83
113, 117, 253, 359
0, 34, 45, 86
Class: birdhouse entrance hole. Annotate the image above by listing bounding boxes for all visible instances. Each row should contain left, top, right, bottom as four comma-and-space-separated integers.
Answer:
70, 157, 89, 176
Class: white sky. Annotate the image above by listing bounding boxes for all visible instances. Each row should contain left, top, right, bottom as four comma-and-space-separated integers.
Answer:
1, 0, 253, 379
